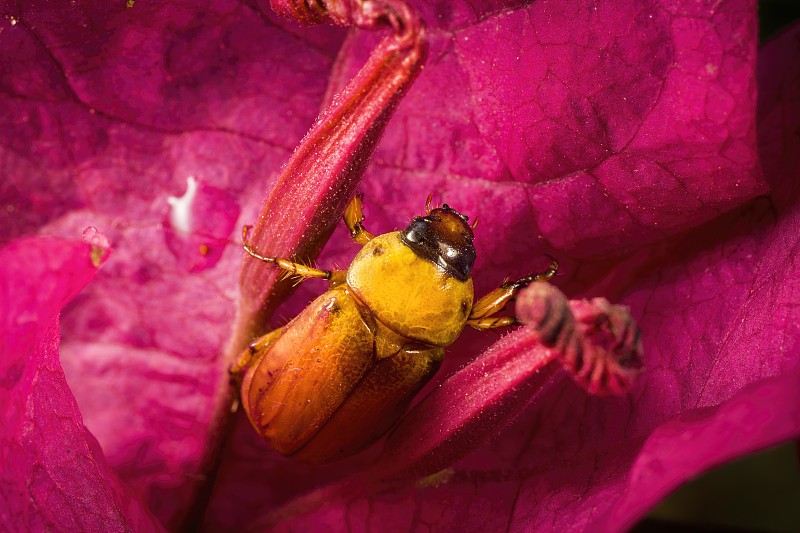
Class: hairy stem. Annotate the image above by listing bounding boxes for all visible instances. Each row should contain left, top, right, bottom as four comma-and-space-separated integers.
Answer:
180, 2, 428, 530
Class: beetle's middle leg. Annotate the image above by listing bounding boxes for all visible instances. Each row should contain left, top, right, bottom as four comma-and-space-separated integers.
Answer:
466, 257, 558, 330
343, 193, 375, 245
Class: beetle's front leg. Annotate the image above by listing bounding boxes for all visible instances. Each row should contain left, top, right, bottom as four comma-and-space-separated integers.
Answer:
229, 327, 285, 413
343, 193, 375, 245
242, 227, 347, 287
230, 327, 284, 380
467, 257, 558, 330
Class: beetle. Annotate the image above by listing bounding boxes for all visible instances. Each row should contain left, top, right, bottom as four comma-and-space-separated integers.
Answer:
231, 195, 557, 464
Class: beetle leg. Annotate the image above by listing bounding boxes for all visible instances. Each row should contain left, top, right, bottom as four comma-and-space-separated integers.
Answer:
243, 227, 334, 281
343, 193, 375, 245
466, 316, 517, 330
230, 327, 284, 381
467, 257, 558, 327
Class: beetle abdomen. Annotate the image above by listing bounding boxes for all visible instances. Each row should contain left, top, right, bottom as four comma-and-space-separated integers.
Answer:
290, 326, 443, 463
241, 286, 374, 456
240, 285, 444, 463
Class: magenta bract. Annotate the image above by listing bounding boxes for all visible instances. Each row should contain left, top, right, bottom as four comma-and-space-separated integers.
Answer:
1, 0, 798, 531
0, 238, 163, 531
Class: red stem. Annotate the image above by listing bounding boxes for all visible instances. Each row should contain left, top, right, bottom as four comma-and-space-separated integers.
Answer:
371, 329, 565, 480
371, 281, 644, 480
182, 2, 427, 530
234, 0, 427, 348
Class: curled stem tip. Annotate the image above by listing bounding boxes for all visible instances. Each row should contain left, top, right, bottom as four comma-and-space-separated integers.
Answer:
517, 282, 644, 396
271, 0, 422, 44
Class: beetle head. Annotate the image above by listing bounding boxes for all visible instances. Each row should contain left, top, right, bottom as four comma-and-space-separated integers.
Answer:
401, 204, 476, 281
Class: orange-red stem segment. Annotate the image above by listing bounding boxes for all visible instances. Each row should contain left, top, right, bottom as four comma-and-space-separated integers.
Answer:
235, 0, 427, 347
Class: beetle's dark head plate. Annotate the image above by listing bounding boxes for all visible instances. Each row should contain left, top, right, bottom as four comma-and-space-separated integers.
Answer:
401, 204, 476, 281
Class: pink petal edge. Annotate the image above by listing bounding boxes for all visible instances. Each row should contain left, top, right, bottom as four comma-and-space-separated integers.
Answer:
0, 237, 162, 531
1, 0, 794, 530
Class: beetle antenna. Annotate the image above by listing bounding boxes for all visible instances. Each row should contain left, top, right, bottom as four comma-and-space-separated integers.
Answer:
425, 193, 433, 214
470, 216, 479, 230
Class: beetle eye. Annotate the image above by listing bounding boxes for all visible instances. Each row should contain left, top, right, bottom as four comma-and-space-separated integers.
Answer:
400, 208, 476, 281
403, 219, 432, 244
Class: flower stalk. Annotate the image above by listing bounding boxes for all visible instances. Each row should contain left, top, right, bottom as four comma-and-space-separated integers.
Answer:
371, 282, 643, 480
184, 1, 427, 529
234, 0, 427, 350
254, 282, 643, 527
